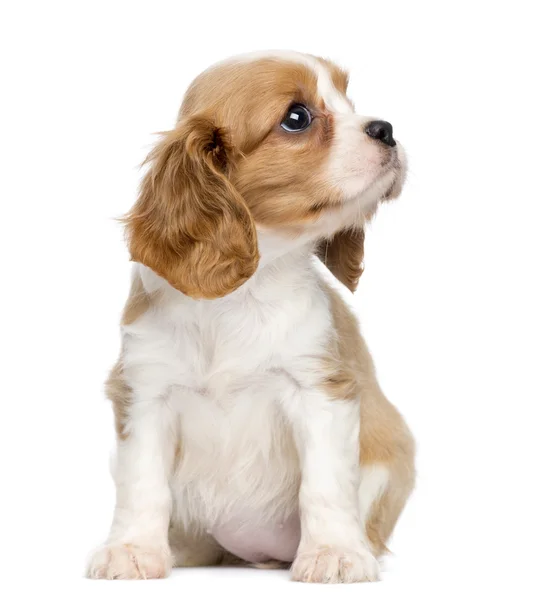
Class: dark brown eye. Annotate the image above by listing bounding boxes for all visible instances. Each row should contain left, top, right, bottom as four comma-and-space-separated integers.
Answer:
280, 104, 312, 132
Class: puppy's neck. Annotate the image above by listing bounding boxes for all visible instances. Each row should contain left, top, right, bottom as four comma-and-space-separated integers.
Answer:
256, 228, 316, 268
139, 230, 317, 305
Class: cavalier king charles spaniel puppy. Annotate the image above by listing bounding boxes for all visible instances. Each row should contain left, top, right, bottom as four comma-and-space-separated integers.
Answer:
87, 51, 415, 584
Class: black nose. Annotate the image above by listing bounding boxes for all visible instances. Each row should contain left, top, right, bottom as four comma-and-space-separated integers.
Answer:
365, 120, 395, 147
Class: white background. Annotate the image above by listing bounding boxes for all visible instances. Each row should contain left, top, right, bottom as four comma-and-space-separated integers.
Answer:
2, 1, 557, 598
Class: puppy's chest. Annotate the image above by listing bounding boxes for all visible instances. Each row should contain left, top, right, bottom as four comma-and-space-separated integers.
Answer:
180, 313, 277, 387
171, 382, 301, 551
131, 270, 332, 550
167, 306, 307, 527
155, 291, 330, 394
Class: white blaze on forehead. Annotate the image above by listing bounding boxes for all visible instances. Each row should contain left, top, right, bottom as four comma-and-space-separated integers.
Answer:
313, 61, 354, 114
218, 50, 354, 115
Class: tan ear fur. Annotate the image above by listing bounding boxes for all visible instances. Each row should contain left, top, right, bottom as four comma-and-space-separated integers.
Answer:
316, 227, 365, 292
124, 116, 259, 299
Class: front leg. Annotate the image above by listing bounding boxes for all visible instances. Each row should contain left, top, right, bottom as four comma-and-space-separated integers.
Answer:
282, 389, 379, 583
87, 377, 174, 579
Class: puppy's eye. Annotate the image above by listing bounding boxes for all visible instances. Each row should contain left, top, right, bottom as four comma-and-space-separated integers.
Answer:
281, 104, 313, 133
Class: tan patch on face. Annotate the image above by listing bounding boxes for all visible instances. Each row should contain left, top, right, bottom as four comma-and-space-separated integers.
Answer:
220, 61, 346, 229
233, 115, 342, 229
177, 57, 347, 232
180, 59, 323, 153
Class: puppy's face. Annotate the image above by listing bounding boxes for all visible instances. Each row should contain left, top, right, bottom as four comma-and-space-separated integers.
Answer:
126, 52, 406, 298
182, 53, 405, 232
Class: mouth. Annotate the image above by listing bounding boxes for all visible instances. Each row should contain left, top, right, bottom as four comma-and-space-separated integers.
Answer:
314, 144, 406, 218
381, 141, 402, 169
379, 145, 397, 167
376, 141, 406, 199
349, 148, 403, 204
382, 156, 405, 200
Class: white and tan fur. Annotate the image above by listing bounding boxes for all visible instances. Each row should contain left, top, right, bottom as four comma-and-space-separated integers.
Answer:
87, 51, 415, 583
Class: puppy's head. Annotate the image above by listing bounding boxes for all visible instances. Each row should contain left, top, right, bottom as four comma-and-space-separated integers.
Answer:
126, 51, 406, 298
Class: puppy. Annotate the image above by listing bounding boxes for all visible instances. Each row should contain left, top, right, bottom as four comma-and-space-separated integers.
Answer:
87, 51, 415, 583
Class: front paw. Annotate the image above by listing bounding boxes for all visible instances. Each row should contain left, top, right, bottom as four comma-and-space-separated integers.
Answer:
86, 542, 172, 580
291, 545, 380, 583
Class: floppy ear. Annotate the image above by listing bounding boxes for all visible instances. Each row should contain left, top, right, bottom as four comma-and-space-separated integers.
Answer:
125, 116, 259, 299
315, 227, 365, 292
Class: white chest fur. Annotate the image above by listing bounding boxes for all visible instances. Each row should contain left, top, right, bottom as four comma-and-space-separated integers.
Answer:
120, 252, 334, 559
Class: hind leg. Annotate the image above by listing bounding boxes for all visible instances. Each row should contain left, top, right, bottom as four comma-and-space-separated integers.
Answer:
359, 455, 415, 557
359, 391, 416, 556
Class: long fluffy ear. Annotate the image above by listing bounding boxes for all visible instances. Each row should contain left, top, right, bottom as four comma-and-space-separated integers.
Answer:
125, 116, 259, 299
315, 227, 365, 292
